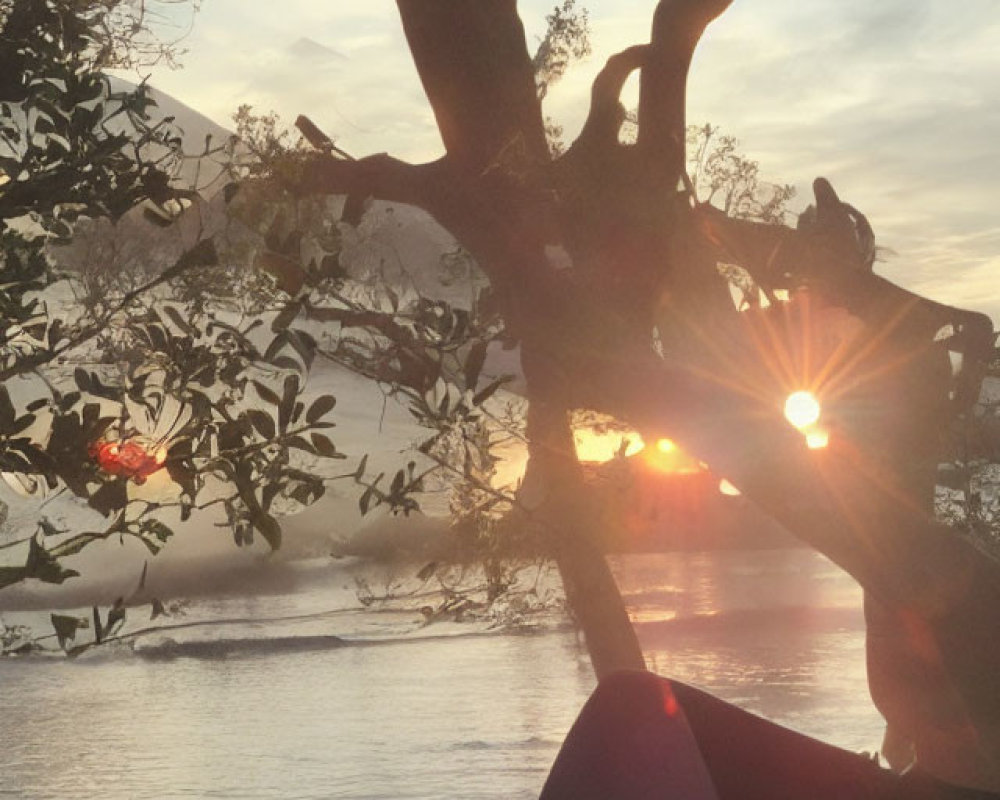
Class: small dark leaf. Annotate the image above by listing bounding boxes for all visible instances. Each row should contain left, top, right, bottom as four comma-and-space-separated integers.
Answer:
73, 367, 90, 392
162, 304, 198, 337
38, 518, 67, 537
278, 374, 299, 432
7, 413, 35, 436
87, 373, 119, 401
306, 395, 337, 425
88, 480, 128, 517
249, 507, 282, 549
391, 469, 405, 495
270, 355, 303, 373
311, 433, 343, 458
50, 614, 85, 650
57, 391, 81, 412
105, 599, 126, 638
26, 538, 79, 585
0, 387, 14, 431
246, 409, 276, 440
286, 435, 316, 455
463, 341, 489, 392
472, 376, 511, 407
253, 381, 281, 406
150, 598, 167, 620
359, 487, 374, 516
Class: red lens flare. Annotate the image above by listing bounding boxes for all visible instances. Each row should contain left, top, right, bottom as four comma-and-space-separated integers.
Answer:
89, 437, 167, 482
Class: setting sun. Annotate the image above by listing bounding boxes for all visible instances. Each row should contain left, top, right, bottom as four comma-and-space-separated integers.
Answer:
573, 429, 645, 463
784, 391, 821, 429
572, 429, 705, 475
783, 391, 829, 449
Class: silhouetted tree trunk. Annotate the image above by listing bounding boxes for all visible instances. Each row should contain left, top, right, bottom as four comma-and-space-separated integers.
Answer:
297, 3, 1000, 744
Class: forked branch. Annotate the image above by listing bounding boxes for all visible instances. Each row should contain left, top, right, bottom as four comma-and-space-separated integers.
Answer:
638, 0, 734, 189
294, 151, 446, 221
573, 45, 646, 151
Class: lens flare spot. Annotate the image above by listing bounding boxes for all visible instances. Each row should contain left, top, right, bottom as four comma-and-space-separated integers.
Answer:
805, 428, 830, 450
718, 478, 742, 496
784, 391, 821, 429
661, 685, 679, 717
656, 438, 676, 453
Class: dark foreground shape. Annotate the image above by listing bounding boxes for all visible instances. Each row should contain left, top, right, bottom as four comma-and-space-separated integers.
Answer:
540, 672, 999, 800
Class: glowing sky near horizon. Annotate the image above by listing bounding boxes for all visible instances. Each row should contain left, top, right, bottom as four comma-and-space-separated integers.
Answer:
128, 0, 1000, 324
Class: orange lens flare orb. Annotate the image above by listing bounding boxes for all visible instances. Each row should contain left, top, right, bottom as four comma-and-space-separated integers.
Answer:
784, 391, 821, 430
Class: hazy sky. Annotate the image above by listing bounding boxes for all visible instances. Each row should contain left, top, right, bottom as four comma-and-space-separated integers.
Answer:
133, 0, 1000, 323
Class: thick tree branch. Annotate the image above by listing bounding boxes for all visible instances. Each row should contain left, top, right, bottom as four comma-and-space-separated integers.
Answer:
573, 45, 647, 152
520, 350, 646, 679
295, 152, 446, 217
396, 0, 548, 175
593, 345, 1000, 738
637, 0, 733, 189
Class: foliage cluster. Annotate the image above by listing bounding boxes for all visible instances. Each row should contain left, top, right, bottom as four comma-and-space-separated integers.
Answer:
0, 1, 343, 596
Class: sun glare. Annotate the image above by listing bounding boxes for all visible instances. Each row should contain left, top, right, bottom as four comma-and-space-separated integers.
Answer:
643, 438, 703, 474
573, 429, 645, 463
784, 391, 821, 429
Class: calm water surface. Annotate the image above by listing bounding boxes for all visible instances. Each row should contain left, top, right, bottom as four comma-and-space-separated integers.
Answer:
0, 549, 882, 799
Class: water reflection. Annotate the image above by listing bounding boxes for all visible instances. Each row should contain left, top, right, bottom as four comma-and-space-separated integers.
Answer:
1, 549, 884, 798
613, 549, 881, 752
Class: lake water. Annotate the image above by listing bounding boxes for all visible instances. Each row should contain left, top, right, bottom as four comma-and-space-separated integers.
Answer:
0, 549, 883, 799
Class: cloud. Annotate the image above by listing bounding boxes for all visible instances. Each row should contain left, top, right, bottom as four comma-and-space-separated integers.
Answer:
129, 3, 440, 160
133, 0, 999, 322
